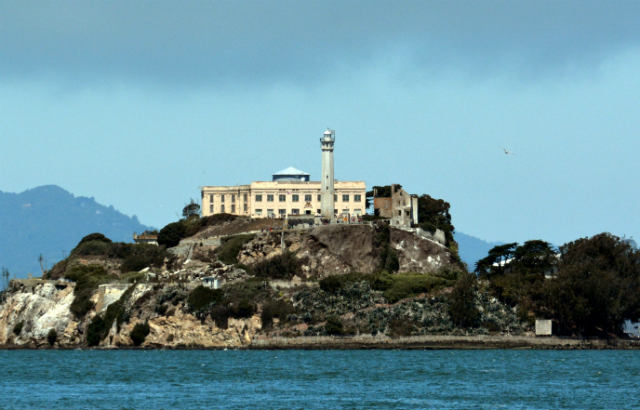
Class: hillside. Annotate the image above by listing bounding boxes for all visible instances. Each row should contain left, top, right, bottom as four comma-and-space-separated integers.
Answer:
453, 232, 502, 269
0, 185, 153, 278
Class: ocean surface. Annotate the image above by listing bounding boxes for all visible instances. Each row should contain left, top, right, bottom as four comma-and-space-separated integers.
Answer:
0, 349, 638, 409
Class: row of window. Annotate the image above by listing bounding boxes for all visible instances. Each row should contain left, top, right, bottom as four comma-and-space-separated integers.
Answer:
254, 194, 362, 202
208, 204, 248, 213
254, 208, 363, 216
208, 193, 248, 203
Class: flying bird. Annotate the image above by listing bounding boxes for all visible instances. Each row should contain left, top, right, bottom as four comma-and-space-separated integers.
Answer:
503, 148, 515, 155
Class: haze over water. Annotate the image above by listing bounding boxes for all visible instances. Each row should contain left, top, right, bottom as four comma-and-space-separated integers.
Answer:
1, 350, 638, 409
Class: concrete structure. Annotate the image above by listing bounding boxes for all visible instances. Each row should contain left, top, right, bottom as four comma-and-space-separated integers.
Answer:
201, 180, 365, 219
201, 129, 365, 219
272, 167, 310, 182
535, 319, 553, 336
320, 129, 335, 221
373, 184, 419, 227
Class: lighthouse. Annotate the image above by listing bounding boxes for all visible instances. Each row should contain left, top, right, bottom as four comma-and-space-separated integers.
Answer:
320, 129, 335, 221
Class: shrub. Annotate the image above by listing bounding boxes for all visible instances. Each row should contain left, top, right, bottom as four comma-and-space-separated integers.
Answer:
187, 286, 224, 312
12, 321, 23, 336
72, 240, 112, 256
448, 273, 480, 328
66, 265, 114, 319
216, 234, 255, 265
130, 322, 150, 346
47, 329, 57, 346
77, 233, 112, 246
261, 299, 294, 329
200, 213, 237, 227
251, 251, 301, 279
325, 315, 344, 336
382, 273, 449, 303
157, 221, 186, 248
210, 305, 230, 329
87, 316, 106, 346
231, 299, 255, 318
388, 318, 415, 337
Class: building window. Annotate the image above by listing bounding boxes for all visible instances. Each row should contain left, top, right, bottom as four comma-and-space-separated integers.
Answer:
305, 194, 312, 202
221, 204, 225, 212
255, 194, 262, 202
292, 209, 299, 215
243, 204, 248, 212
342, 209, 349, 214
292, 194, 299, 202
243, 193, 247, 202
398, 210, 402, 216
267, 209, 274, 217
221, 195, 225, 203
209, 204, 213, 213
267, 194, 274, 202
354, 194, 361, 202
317, 194, 321, 201
342, 194, 349, 202
334, 209, 338, 214
305, 210, 312, 215
231, 204, 236, 213
334, 194, 337, 201
317, 209, 321, 214
209, 194, 213, 203
231, 194, 235, 203
354, 209, 362, 215
279, 209, 286, 216
279, 194, 286, 202
255, 209, 262, 216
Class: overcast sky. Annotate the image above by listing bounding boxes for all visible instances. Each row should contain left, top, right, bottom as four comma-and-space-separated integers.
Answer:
1, 1, 639, 245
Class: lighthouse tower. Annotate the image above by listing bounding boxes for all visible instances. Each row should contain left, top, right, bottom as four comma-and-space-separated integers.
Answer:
320, 129, 335, 221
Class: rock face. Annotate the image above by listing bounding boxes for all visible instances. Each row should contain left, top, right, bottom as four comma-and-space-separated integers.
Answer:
0, 280, 78, 346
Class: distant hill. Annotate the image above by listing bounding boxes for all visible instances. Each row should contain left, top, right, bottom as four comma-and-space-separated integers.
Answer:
454, 231, 501, 270
0, 185, 154, 278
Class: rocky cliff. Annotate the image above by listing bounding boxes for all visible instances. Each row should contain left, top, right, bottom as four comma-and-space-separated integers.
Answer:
0, 220, 526, 348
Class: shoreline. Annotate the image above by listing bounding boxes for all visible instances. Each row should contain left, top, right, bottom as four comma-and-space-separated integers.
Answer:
2, 334, 640, 350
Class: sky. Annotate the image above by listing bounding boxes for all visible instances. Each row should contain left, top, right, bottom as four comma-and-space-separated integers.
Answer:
1, 0, 639, 246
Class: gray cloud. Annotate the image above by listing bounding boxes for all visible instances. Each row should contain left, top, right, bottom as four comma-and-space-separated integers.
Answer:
2, 0, 639, 86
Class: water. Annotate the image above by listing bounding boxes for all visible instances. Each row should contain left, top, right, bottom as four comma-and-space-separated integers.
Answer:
0, 350, 638, 409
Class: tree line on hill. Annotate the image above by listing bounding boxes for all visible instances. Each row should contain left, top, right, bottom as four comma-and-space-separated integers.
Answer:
473, 233, 640, 337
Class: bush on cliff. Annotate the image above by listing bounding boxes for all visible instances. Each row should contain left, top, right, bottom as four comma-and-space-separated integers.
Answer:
216, 234, 255, 265
325, 315, 344, 336
251, 251, 301, 279
187, 286, 224, 312
448, 273, 481, 328
130, 322, 150, 346
47, 329, 57, 346
66, 265, 114, 319
261, 299, 294, 329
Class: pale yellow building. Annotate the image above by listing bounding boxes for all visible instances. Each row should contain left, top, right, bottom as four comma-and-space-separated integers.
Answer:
201, 167, 366, 219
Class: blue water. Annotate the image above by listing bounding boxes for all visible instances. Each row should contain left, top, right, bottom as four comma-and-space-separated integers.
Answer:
0, 350, 638, 409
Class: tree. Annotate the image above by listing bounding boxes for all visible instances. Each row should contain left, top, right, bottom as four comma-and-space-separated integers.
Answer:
449, 273, 481, 328
182, 199, 200, 219
417, 194, 456, 247
1, 267, 9, 291
475, 243, 518, 277
157, 221, 186, 248
542, 233, 640, 336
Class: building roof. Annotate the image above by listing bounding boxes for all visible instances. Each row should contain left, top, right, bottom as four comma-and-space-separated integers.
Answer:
273, 166, 310, 176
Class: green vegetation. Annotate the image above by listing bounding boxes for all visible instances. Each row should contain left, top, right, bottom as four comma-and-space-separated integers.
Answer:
251, 251, 301, 279
216, 234, 255, 265
182, 199, 200, 219
476, 233, 640, 337
448, 273, 481, 328
417, 194, 456, 250
12, 321, 23, 336
260, 299, 294, 329
66, 265, 115, 319
47, 329, 57, 346
158, 213, 238, 248
86, 285, 134, 346
543, 233, 640, 336
187, 286, 223, 314
325, 315, 344, 335
320, 270, 456, 303
130, 322, 150, 346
